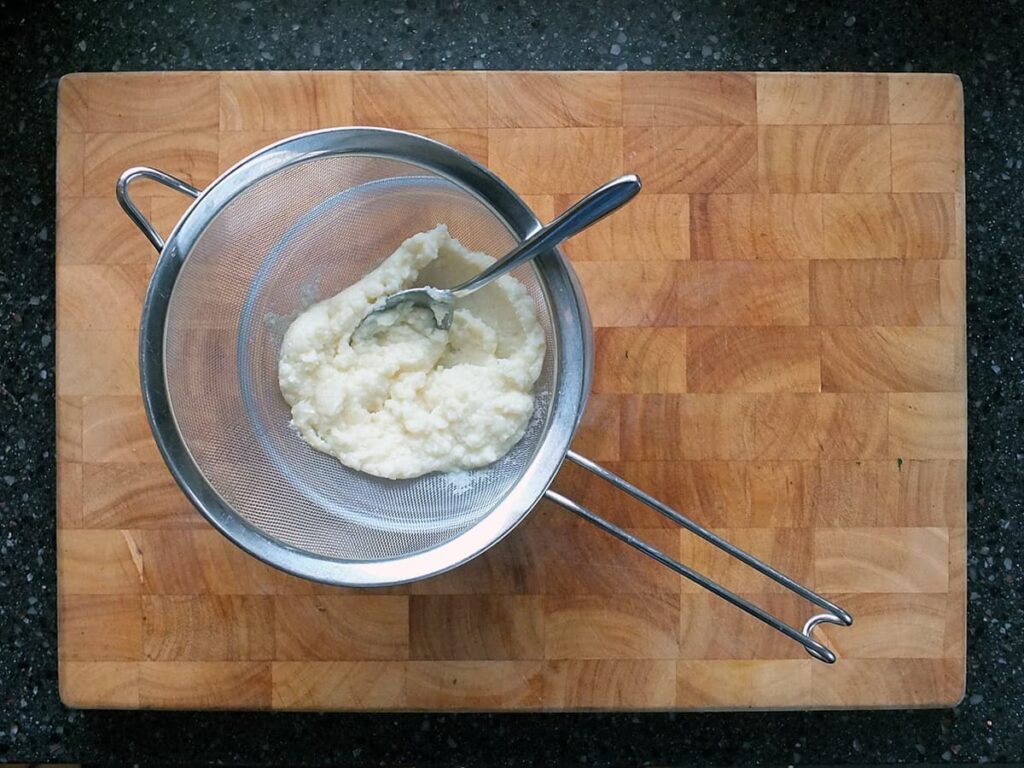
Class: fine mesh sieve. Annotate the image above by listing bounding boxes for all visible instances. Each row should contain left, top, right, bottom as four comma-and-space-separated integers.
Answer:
119, 127, 851, 663
123, 129, 590, 589
168, 163, 557, 562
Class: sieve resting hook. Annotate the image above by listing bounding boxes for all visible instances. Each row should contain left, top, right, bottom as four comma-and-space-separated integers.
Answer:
546, 451, 853, 663
117, 166, 200, 252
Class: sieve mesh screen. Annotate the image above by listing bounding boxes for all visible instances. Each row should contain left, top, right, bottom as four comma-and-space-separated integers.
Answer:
163, 154, 557, 562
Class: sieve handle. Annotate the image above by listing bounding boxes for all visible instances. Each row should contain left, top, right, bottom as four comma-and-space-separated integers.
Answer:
544, 451, 853, 663
116, 166, 201, 252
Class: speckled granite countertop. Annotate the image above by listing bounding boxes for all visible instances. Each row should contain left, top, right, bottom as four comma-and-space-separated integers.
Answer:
1, 0, 1021, 764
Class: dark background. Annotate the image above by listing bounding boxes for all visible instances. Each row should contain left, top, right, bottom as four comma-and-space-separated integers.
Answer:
1, 0, 1022, 765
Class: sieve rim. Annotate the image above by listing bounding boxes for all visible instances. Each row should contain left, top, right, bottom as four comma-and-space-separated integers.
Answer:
138, 127, 594, 586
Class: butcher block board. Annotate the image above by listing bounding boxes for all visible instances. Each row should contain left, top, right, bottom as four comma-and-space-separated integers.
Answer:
55, 71, 966, 711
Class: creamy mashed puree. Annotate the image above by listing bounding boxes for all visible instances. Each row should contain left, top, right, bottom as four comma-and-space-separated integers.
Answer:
278, 225, 545, 480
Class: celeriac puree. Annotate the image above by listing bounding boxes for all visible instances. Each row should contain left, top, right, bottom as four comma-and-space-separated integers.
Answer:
278, 225, 545, 480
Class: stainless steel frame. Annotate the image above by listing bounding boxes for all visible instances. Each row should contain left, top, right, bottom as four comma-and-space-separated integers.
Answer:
118, 127, 851, 663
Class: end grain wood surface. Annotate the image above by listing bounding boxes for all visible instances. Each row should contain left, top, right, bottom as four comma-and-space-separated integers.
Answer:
55, 70, 966, 711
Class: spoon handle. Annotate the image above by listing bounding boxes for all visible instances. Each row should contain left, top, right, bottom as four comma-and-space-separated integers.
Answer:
450, 174, 642, 298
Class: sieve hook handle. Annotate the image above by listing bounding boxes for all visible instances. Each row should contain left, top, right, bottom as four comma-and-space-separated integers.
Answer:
116, 166, 201, 252
544, 451, 853, 663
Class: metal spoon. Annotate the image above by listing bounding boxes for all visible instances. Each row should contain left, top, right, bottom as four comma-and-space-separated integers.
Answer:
355, 174, 642, 336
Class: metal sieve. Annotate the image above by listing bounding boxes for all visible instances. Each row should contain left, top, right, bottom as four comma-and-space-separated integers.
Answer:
118, 128, 851, 662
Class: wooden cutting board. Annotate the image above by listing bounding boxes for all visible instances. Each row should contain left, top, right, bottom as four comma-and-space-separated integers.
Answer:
55, 71, 966, 710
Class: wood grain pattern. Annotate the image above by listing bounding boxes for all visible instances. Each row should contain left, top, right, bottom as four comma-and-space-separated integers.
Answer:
889, 74, 962, 124
618, 393, 890, 463
57, 460, 82, 529
488, 72, 621, 127
58, 74, 88, 133
538, 521, 682, 595
58, 197, 158, 265
410, 596, 543, 660
687, 327, 820, 392
57, 130, 84, 199
490, 127, 623, 193
677, 528, 814, 594
677, 659, 813, 708
83, 131, 218, 196
622, 72, 756, 126
220, 71, 353, 131
570, 393, 621, 461
60, 594, 141, 660
149, 195, 195, 238
809, 658, 961, 707
888, 393, 967, 459
805, 461, 900, 527
751, 394, 822, 461
560, 193, 690, 262
143, 595, 275, 661
676, 262, 810, 326
85, 72, 219, 132
56, 71, 966, 711
81, 396, 161, 463
810, 260, 963, 326
139, 529, 314, 596
574, 262, 678, 326
545, 660, 677, 708
758, 125, 891, 192
58, 529, 143, 594
56, 332, 138, 396
551, 460, 750, 529
56, 396, 83, 464
822, 593, 948, 658
899, 460, 965, 526
691, 194, 823, 260
891, 124, 965, 192
544, 594, 679, 659
406, 661, 543, 708
353, 71, 488, 129
814, 527, 949, 592
409, 516, 545, 595
217, 129, 301, 168
626, 126, 757, 193
593, 327, 687, 394
414, 128, 490, 165
822, 326, 964, 392
272, 662, 406, 709
81, 462, 203, 529
757, 73, 889, 124
139, 662, 271, 708
276, 596, 409, 660
620, 394, 754, 461
822, 193, 963, 260
61, 660, 140, 708
679, 592, 814, 659
56, 265, 149, 330
748, 461, 809, 527
945, 526, 967, 662
814, 393, 889, 460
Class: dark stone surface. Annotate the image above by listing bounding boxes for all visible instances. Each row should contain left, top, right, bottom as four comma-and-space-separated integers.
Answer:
1, 0, 1021, 764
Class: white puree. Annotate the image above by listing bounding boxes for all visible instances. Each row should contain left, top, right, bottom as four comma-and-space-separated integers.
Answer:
278, 225, 546, 480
